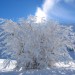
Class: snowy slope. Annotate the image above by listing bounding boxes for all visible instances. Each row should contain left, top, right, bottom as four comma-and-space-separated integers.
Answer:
0, 59, 16, 72
0, 68, 75, 75
0, 59, 75, 75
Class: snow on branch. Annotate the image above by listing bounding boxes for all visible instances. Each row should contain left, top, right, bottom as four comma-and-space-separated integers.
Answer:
0, 16, 75, 71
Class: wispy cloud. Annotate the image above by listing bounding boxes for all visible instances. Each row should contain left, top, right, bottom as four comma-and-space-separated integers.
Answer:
64, 0, 75, 3
35, 0, 74, 23
35, 0, 58, 22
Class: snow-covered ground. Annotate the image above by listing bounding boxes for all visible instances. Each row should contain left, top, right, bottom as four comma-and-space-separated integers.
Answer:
0, 59, 16, 72
0, 59, 75, 75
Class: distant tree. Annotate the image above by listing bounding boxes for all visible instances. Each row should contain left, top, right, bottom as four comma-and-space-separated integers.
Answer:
0, 16, 75, 71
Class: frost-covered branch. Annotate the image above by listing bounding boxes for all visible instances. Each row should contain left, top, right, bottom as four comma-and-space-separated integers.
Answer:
0, 16, 75, 71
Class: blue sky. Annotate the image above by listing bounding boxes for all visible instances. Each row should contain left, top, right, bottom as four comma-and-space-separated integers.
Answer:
0, 0, 43, 20
0, 0, 75, 24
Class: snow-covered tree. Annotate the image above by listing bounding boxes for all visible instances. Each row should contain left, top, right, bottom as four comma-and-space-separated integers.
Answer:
0, 16, 75, 71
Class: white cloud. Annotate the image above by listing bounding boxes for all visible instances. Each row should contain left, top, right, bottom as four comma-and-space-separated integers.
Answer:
35, 0, 58, 23
35, 0, 74, 23
35, 7, 46, 23
42, 0, 56, 13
